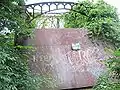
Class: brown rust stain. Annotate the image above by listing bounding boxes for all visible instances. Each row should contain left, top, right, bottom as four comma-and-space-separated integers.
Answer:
29, 28, 109, 89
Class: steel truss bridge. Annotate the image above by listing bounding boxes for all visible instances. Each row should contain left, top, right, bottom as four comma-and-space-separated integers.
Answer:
25, 2, 76, 23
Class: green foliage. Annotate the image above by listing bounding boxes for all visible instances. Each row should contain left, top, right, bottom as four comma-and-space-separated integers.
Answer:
93, 49, 120, 90
64, 0, 120, 48
107, 50, 120, 79
0, 46, 29, 90
93, 74, 120, 90
0, 0, 56, 90
0, 0, 34, 46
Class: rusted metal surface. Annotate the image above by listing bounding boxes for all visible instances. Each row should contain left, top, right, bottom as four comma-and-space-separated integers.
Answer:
29, 28, 108, 89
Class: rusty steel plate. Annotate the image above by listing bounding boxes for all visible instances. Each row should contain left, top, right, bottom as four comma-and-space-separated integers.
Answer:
29, 28, 108, 89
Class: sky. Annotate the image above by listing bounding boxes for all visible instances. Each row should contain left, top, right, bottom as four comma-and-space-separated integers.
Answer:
25, 0, 120, 14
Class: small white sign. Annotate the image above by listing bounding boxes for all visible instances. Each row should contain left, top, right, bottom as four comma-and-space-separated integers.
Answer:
72, 42, 81, 51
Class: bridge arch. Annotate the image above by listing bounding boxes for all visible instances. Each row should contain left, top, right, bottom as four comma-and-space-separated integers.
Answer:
25, 2, 76, 22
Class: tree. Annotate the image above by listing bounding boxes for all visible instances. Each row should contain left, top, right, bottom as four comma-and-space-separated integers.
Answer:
64, 0, 120, 48
0, 0, 35, 90
0, 0, 56, 90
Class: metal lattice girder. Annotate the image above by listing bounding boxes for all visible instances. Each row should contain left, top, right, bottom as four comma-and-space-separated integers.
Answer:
25, 2, 76, 21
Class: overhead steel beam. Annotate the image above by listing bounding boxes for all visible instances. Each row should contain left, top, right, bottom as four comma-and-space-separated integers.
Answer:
25, 2, 76, 22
